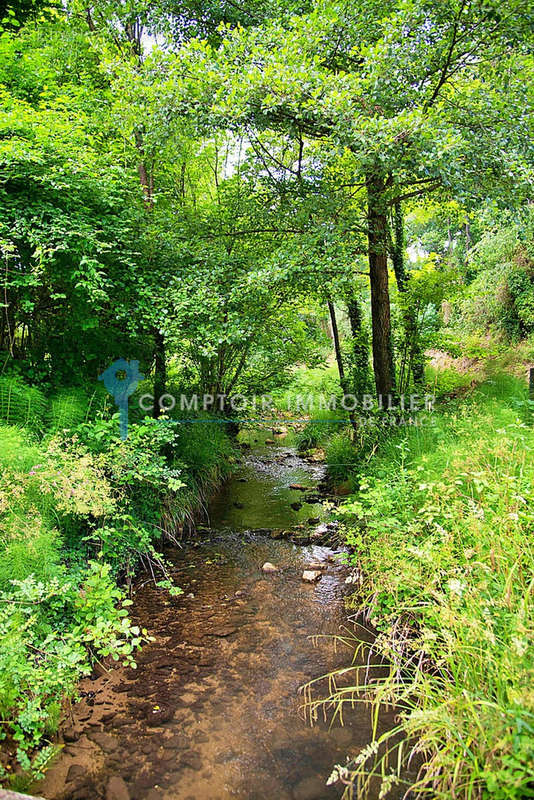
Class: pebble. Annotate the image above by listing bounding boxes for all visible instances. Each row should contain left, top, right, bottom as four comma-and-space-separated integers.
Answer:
106, 775, 130, 800
66, 764, 86, 783
302, 570, 323, 582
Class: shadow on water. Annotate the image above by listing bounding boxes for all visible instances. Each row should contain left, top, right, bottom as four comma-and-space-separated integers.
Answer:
37, 437, 398, 800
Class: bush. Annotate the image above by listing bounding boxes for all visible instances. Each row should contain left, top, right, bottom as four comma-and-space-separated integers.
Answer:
0, 381, 236, 780
0, 564, 146, 776
318, 376, 534, 799
0, 423, 150, 775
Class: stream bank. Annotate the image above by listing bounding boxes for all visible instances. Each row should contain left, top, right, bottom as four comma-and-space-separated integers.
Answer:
36, 435, 394, 800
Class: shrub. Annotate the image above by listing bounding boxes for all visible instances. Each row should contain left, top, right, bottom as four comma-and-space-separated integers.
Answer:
315, 376, 534, 799
0, 564, 147, 774
0, 422, 151, 774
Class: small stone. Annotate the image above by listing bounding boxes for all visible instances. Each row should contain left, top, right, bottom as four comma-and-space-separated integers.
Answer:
289, 484, 311, 491
207, 625, 238, 637
63, 726, 79, 743
89, 731, 118, 751
264, 438, 275, 444
214, 749, 238, 764
306, 562, 327, 570
166, 734, 187, 750
178, 692, 198, 706
146, 705, 174, 726
290, 502, 302, 510
66, 764, 86, 783
144, 791, 162, 800
307, 517, 320, 524
302, 570, 322, 583
313, 523, 329, 535
181, 750, 203, 770
106, 776, 130, 800
262, 562, 278, 573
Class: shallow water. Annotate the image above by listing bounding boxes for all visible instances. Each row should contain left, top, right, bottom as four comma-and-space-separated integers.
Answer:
38, 438, 391, 800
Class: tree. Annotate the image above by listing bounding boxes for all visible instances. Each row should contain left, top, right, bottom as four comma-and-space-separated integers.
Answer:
182, 0, 534, 394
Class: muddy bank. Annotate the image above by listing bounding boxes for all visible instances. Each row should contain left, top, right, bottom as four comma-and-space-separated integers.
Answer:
36, 441, 394, 800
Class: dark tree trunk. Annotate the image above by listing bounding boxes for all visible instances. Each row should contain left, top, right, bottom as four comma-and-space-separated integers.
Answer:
328, 300, 356, 430
391, 200, 407, 291
391, 201, 425, 390
153, 329, 166, 418
327, 300, 347, 392
346, 295, 369, 395
366, 175, 395, 398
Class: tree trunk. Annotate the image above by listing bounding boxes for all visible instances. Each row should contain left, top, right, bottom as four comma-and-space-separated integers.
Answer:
327, 300, 347, 392
366, 175, 395, 397
346, 295, 369, 395
391, 201, 424, 390
134, 130, 153, 210
153, 329, 166, 418
328, 300, 356, 430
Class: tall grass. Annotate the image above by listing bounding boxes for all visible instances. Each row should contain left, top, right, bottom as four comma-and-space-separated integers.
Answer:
0, 377, 48, 434
0, 425, 60, 589
307, 374, 534, 799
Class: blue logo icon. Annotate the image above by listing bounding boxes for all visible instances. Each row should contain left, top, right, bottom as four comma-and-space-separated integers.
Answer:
99, 359, 144, 440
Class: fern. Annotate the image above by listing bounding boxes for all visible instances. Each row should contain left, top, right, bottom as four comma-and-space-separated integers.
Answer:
0, 377, 47, 434
48, 387, 90, 432
48, 386, 110, 432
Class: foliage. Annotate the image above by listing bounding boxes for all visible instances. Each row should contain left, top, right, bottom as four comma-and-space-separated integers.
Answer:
458, 214, 534, 341
316, 375, 534, 799
0, 0, 532, 792
0, 377, 48, 434
0, 402, 235, 774
0, 424, 153, 771
0, 565, 147, 767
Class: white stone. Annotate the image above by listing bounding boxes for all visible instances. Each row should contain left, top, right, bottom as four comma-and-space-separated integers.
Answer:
302, 570, 322, 582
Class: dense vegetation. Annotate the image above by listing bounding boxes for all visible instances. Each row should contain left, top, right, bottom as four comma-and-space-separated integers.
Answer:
0, 0, 533, 796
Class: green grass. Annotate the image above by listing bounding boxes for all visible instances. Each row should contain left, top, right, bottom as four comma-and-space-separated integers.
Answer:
307, 373, 534, 799
0, 378, 48, 435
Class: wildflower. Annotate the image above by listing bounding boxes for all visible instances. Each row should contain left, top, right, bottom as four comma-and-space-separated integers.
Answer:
326, 764, 350, 785
353, 740, 379, 766
511, 637, 528, 657
447, 578, 466, 597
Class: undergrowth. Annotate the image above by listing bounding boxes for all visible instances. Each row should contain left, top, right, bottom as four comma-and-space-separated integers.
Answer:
307, 374, 534, 799
0, 382, 236, 785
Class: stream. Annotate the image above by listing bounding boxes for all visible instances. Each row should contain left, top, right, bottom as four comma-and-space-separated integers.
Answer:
37, 433, 393, 800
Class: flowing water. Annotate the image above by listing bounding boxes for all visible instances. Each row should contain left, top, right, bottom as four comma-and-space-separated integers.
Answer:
37, 435, 392, 800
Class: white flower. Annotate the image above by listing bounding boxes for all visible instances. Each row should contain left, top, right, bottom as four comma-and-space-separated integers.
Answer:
326, 765, 350, 785
447, 578, 466, 597
511, 636, 528, 657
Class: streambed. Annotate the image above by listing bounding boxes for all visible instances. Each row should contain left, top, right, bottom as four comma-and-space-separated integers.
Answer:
37, 435, 393, 800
